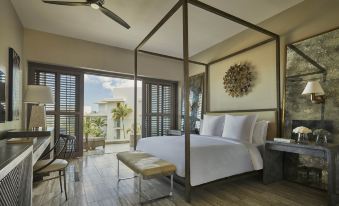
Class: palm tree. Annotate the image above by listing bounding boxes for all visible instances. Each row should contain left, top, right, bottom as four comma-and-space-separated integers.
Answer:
84, 117, 96, 151
84, 117, 93, 140
92, 117, 106, 137
112, 103, 133, 139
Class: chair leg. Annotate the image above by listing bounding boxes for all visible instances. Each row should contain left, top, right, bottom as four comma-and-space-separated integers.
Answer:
59, 171, 63, 193
117, 160, 120, 180
139, 175, 142, 203
63, 169, 68, 201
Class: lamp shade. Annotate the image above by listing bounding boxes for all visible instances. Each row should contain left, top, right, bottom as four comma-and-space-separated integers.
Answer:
24, 85, 54, 104
302, 81, 325, 95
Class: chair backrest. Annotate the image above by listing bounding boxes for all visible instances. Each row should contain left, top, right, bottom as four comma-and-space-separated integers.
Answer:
34, 133, 76, 173
58, 134, 76, 159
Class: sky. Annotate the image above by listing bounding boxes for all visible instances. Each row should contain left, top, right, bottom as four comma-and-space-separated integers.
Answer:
84, 74, 141, 113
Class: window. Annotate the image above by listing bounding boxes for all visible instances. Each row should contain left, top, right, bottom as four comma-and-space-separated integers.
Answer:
29, 63, 83, 157
142, 79, 177, 137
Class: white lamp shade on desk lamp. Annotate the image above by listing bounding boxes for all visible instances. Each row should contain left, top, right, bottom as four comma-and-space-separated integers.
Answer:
24, 85, 54, 130
24, 85, 54, 104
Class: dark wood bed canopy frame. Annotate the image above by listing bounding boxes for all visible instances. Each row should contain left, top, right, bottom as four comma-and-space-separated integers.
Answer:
133, 0, 281, 202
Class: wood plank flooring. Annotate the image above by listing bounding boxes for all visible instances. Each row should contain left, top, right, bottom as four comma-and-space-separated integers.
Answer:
33, 149, 329, 206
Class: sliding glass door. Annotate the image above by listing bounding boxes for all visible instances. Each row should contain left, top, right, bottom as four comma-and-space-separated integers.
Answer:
29, 62, 178, 156
28, 63, 84, 157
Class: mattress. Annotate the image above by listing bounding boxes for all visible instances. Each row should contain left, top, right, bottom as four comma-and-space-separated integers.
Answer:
136, 134, 263, 186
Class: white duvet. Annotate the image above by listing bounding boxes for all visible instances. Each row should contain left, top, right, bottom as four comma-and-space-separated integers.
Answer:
136, 134, 263, 186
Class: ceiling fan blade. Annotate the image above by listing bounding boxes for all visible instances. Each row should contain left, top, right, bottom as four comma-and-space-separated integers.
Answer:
99, 6, 130, 29
42, 1, 89, 6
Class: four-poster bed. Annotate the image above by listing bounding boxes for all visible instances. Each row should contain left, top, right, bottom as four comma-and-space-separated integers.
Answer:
133, 0, 281, 202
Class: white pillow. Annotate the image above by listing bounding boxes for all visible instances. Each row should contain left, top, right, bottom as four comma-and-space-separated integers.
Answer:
252, 120, 269, 145
199, 119, 204, 133
221, 114, 258, 143
200, 115, 225, 136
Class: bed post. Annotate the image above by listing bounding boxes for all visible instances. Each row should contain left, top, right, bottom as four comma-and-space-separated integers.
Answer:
134, 49, 138, 151
182, 0, 191, 202
204, 64, 209, 114
275, 36, 281, 137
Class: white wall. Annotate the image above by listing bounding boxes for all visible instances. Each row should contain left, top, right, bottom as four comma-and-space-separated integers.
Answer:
23, 29, 183, 82
0, 0, 23, 134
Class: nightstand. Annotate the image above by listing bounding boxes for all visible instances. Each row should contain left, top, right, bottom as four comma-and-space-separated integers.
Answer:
264, 140, 339, 206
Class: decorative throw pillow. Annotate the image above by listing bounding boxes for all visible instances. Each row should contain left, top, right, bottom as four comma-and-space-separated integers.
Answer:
221, 114, 258, 143
252, 120, 269, 145
200, 115, 225, 136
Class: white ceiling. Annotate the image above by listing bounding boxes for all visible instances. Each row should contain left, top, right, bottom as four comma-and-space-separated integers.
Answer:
11, 0, 302, 57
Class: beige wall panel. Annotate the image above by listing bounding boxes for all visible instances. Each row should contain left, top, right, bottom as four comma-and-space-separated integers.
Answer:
0, 0, 23, 133
209, 43, 276, 111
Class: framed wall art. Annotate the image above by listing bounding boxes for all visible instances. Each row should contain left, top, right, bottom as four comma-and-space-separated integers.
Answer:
0, 68, 5, 123
181, 73, 205, 132
8, 48, 21, 121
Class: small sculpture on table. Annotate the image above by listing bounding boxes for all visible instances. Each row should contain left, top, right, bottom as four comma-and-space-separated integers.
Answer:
293, 126, 312, 144
313, 129, 330, 145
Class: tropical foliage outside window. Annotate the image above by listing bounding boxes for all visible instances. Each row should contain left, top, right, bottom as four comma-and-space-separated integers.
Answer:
112, 103, 133, 139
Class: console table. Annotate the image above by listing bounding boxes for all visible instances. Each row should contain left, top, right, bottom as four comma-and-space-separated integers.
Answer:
0, 132, 53, 206
264, 140, 339, 206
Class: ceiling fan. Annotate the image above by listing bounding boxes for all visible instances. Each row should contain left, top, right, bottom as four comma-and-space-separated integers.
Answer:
42, 0, 130, 29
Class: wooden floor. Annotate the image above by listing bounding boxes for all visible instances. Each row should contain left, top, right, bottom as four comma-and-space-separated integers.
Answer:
33, 149, 329, 206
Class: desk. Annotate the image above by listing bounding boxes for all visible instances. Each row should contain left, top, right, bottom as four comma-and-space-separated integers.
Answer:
264, 140, 339, 206
0, 132, 53, 206
33, 136, 53, 165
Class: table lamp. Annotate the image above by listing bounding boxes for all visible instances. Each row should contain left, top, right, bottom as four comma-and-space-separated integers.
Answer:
24, 85, 54, 130
302, 81, 325, 104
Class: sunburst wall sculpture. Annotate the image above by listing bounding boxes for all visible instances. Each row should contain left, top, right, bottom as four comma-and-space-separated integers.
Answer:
223, 63, 253, 97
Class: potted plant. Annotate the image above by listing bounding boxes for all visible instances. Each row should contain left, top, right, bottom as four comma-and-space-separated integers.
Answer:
127, 124, 141, 149
83, 117, 106, 151
313, 129, 331, 144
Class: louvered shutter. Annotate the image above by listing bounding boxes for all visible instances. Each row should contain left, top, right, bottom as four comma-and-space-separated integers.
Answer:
31, 66, 83, 157
34, 71, 56, 130
142, 80, 177, 137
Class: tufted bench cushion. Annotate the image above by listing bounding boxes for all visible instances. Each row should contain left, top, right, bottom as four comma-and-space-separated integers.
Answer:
116, 151, 176, 179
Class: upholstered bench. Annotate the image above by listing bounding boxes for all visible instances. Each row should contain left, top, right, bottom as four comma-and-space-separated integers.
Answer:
116, 151, 176, 204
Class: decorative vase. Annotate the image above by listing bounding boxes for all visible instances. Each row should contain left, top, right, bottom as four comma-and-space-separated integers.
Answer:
324, 135, 328, 144
316, 135, 328, 145
297, 133, 309, 144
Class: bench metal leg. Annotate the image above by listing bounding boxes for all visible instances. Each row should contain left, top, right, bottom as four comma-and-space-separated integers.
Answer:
116, 159, 174, 205
139, 174, 174, 205
170, 174, 173, 196
117, 160, 137, 182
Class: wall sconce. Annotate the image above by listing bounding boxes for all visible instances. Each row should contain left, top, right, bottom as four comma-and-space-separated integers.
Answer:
302, 81, 325, 104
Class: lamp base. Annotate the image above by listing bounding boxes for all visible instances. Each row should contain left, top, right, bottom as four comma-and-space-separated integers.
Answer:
29, 105, 46, 130
310, 93, 325, 104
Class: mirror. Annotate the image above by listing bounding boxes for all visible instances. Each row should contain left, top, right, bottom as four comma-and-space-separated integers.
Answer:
0, 69, 5, 123
284, 27, 339, 190
284, 27, 339, 141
